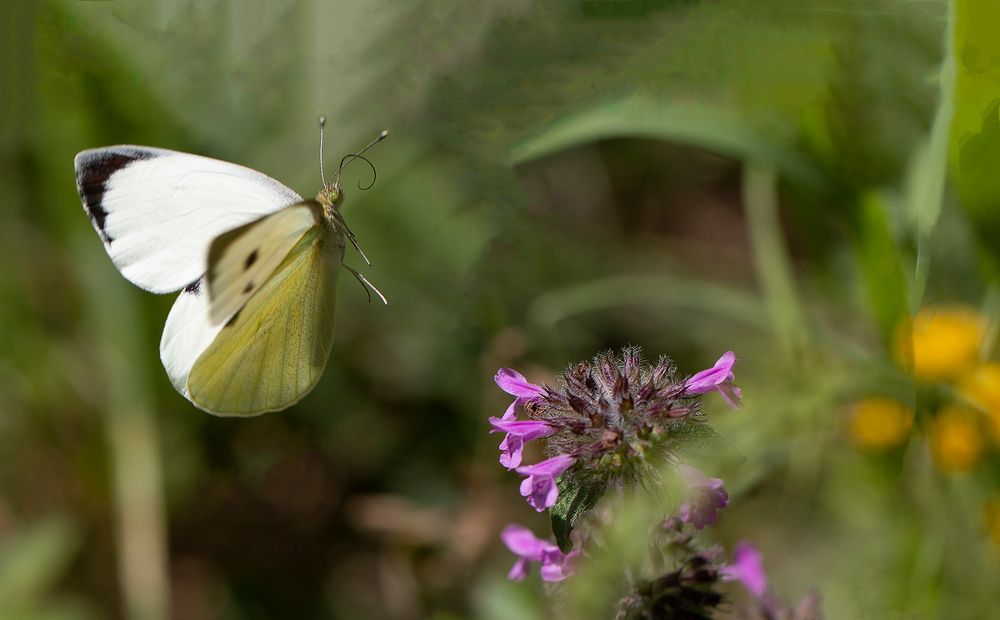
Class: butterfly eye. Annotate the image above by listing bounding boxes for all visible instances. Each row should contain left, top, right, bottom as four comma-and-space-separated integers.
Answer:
318, 186, 343, 209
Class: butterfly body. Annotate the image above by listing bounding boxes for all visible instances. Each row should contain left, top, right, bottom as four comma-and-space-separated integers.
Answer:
75, 142, 373, 417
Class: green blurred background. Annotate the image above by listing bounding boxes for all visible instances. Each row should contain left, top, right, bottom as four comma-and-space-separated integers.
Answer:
2, 0, 1000, 618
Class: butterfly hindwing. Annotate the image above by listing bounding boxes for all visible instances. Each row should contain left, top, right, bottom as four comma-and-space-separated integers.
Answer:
185, 225, 343, 416
74, 146, 302, 293
159, 278, 224, 398
205, 203, 321, 326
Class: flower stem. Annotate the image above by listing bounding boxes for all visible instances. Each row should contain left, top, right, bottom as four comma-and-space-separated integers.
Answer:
905, 0, 956, 312
743, 160, 806, 352
76, 236, 170, 620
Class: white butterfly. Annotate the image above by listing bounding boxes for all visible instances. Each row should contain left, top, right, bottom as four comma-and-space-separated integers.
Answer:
75, 121, 387, 416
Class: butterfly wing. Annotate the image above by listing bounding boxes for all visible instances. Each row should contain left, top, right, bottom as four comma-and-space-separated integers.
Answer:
74, 146, 302, 293
184, 220, 344, 416
205, 204, 320, 325
159, 278, 223, 398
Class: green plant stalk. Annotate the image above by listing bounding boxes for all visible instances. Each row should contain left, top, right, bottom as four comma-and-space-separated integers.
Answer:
104, 386, 170, 620
906, 0, 956, 311
979, 284, 1000, 360
743, 161, 807, 352
855, 191, 909, 343
75, 236, 169, 620
904, 11, 958, 610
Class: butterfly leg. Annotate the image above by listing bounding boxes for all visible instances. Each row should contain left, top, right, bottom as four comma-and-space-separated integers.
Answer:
331, 211, 372, 267
343, 264, 388, 305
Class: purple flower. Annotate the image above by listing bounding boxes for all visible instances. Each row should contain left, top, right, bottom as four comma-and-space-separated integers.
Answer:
515, 454, 576, 511
722, 542, 769, 599
495, 368, 546, 421
501, 524, 580, 582
677, 464, 729, 529
489, 418, 558, 469
684, 351, 742, 408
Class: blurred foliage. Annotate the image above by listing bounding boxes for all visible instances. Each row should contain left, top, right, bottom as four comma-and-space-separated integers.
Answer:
1, 0, 1000, 618
950, 0, 1000, 276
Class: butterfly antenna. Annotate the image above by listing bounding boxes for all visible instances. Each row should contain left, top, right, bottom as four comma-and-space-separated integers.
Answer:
334, 129, 389, 187
318, 116, 329, 188
340, 153, 378, 190
343, 264, 388, 305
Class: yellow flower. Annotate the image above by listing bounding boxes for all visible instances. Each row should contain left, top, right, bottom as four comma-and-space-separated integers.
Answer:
895, 307, 986, 381
928, 407, 983, 473
958, 362, 1000, 445
847, 397, 913, 450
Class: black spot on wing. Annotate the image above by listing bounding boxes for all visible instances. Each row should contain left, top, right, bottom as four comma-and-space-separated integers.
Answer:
244, 250, 258, 270
183, 278, 202, 295
225, 309, 241, 328
75, 147, 157, 244
243, 282, 254, 294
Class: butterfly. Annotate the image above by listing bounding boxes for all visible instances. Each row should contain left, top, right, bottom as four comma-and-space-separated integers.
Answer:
74, 119, 387, 417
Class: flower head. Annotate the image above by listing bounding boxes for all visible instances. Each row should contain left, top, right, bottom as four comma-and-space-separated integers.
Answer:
846, 397, 913, 451
495, 368, 546, 420
501, 524, 579, 582
489, 418, 558, 469
677, 464, 729, 529
489, 348, 743, 518
516, 454, 576, 511
959, 363, 1000, 445
617, 522, 728, 619
895, 306, 986, 381
929, 406, 983, 473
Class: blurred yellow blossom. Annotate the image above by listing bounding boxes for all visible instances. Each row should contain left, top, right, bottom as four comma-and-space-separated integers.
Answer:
958, 363, 1000, 444
847, 397, 913, 450
928, 407, 983, 473
895, 307, 986, 381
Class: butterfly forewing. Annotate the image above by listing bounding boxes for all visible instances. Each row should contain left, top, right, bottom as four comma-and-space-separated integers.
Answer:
74, 146, 302, 293
205, 203, 321, 326
186, 225, 342, 416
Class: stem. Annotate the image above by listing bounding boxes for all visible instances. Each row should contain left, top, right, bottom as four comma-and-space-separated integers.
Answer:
75, 237, 169, 620
907, 0, 956, 312
104, 384, 170, 620
743, 161, 806, 352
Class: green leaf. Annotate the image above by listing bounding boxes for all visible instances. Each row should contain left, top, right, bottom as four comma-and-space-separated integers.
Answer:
856, 192, 910, 341
528, 275, 770, 331
550, 472, 607, 553
949, 0, 1000, 277
509, 95, 822, 189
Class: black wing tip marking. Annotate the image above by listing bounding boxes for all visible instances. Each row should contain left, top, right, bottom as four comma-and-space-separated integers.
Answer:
74, 147, 159, 244
183, 279, 202, 295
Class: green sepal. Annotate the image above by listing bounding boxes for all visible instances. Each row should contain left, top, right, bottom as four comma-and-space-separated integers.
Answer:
662, 419, 726, 461
550, 471, 606, 553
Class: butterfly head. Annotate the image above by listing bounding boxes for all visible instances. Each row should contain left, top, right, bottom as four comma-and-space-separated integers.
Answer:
317, 184, 344, 211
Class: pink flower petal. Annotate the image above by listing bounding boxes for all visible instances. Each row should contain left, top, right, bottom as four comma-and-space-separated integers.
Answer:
495, 368, 546, 398
500, 524, 548, 560
722, 542, 769, 599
